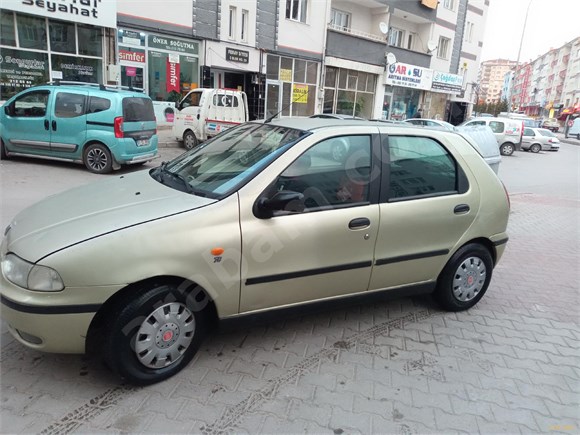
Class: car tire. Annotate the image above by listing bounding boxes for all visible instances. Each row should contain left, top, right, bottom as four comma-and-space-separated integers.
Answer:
183, 131, 198, 150
530, 143, 541, 153
84, 143, 113, 174
103, 283, 209, 385
500, 143, 514, 156
434, 243, 493, 311
0, 139, 10, 160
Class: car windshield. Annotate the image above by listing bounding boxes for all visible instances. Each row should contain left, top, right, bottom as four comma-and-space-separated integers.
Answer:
150, 123, 308, 198
538, 129, 556, 137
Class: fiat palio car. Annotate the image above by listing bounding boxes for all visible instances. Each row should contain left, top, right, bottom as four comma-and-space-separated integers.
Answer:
1, 119, 510, 385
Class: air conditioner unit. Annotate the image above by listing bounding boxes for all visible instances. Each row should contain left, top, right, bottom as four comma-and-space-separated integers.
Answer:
107, 64, 121, 82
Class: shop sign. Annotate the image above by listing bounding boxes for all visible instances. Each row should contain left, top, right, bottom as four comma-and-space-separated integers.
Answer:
386, 62, 433, 91
431, 71, 463, 94
126, 67, 136, 77
149, 35, 198, 55
119, 29, 144, 46
0, 48, 49, 88
292, 84, 308, 104
225, 48, 249, 64
166, 58, 180, 93
280, 69, 292, 82
4, 0, 116, 28
119, 49, 146, 63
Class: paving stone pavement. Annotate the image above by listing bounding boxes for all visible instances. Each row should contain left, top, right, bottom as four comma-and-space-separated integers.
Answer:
1, 145, 579, 434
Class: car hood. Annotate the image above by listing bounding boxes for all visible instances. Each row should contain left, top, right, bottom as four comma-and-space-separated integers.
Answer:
4, 170, 216, 262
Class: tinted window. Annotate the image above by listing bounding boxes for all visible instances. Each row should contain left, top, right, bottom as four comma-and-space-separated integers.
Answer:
88, 96, 111, 113
523, 128, 534, 136
488, 121, 505, 133
388, 136, 456, 200
539, 129, 555, 137
55, 92, 86, 118
12, 90, 49, 117
272, 135, 372, 210
123, 97, 155, 122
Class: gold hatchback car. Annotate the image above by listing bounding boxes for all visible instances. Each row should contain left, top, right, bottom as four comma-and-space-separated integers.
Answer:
1, 119, 510, 384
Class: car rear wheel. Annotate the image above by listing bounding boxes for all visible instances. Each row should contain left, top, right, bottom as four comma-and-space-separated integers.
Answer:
103, 283, 209, 385
500, 143, 514, 156
84, 143, 113, 174
183, 131, 198, 150
434, 243, 493, 311
530, 143, 541, 153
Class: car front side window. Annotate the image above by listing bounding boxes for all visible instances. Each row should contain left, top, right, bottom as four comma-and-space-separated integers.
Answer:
11, 90, 49, 118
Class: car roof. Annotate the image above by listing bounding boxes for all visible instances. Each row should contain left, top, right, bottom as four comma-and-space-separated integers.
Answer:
264, 117, 415, 132
26, 83, 148, 98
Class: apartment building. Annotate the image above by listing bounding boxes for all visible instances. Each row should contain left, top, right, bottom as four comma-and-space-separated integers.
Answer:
0, 0, 490, 124
477, 59, 517, 104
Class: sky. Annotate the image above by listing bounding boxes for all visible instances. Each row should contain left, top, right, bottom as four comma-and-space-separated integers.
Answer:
479, 0, 579, 62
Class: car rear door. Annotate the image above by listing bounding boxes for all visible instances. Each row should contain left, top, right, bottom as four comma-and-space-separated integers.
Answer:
49, 89, 89, 159
238, 128, 381, 312
121, 96, 157, 148
369, 133, 480, 290
522, 127, 535, 149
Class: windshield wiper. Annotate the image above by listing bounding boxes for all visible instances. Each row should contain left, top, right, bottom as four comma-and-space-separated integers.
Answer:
156, 162, 195, 194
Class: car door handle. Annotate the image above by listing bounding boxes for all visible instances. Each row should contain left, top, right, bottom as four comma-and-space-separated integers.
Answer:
454, 204, 470, 214
349, 218, 370, 229
44, 119, 49, 130
52, 120, 57, 131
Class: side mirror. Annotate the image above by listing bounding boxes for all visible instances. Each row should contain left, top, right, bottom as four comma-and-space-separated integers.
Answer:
254, 190, 304, 219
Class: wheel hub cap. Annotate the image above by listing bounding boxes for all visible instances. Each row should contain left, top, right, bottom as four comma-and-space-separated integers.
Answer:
452, 256, 487, 302
135, 302, 195, 369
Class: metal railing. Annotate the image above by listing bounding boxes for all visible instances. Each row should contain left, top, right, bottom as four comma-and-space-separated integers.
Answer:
327, 23, 385, 43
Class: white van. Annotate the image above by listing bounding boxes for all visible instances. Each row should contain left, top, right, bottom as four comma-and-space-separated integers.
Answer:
455, 125, 502, 174
172, 88, 248, 149
566, 118, 580, 139
460, 117, 523, 156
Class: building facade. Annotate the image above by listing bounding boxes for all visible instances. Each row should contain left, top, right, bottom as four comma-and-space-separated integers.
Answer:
477, 59, 517, 105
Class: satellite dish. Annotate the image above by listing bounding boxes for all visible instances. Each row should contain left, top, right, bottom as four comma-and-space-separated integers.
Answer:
386, 52, 397, 65
427, 40, 438, 52
379, 22, 389, 35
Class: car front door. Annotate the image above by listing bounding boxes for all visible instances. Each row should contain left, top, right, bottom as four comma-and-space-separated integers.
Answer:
238, 130, 381, 313
369, 134, 480, 290
522, 127, 535, 149
49, 90, 89, 159
2, 89, 52, 156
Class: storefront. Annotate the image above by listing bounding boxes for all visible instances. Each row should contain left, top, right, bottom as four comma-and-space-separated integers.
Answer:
323, 66, 377, 119
383, 62, 433, 120
1, 1, 116, 100
265, 54, 320, 119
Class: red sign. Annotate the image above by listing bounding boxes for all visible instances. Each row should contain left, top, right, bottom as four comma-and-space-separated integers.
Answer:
119, 49, 145, 63
166, 59, 180, 93
126, 66, 136, 77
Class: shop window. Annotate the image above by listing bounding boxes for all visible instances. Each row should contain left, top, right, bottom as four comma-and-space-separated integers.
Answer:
324, 67, 375, 118
0, 48, 49, 99
78, 25, 102, 57
388, 136, 457, 200
324, 67, 337, 88
267, 55, 280, 80
294, 60, 306, 83
1, 10, 16, 47
229, 6, 236, 39
17, 14, 47, 50
55, 92, 86, 118
286, 0, 308, 23
306, 62, 317, 85
437, 37, 450, 59
51, 54, 101, 83
147, 51, 199, 101
49, 20, 76, 54
281, 57, 293, 80
330, 9, 350, 31
388, 28, 404, 48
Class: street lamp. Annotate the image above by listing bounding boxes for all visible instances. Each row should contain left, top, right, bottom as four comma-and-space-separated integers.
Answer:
508, 0, 533, 114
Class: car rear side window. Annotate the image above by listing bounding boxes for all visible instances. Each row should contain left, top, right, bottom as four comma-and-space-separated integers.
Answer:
388, 136, 457, 200
55, 92, 86, 118
489, 121, 505, 133
123, 97, 155, 122
88, 96, 111, 114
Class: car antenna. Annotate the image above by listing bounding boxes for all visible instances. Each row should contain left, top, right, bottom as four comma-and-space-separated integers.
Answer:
264, 87, 310, 124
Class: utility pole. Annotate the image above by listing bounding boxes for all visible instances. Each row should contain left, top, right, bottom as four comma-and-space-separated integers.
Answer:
508, 0, 533, 114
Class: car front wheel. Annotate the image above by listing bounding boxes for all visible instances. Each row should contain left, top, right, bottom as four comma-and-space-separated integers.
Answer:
183, 131, 198, 150
103, 283, 209, 385
434, 243, 493, 311
500, 143, 514, 156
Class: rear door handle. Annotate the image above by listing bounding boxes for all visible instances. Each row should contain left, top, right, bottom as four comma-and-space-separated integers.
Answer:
52, 120, 57, 131
454, 204, 470, 214
44, 119, 49, 130
349, 217, 370, 229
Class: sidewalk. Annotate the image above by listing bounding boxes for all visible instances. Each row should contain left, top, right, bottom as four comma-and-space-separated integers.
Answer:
157, 126, 180, 148
557, 131, 580, 146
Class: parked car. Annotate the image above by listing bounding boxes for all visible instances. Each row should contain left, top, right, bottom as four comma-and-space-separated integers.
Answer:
403, 118, 456, 131
455, 125, 502, 174
1, 119, 510, 385
460, 116, 523, 156
541, 118, 560, 132
522, 127, 560, 152
566, 118, 580, 139
310, 114, 365, 120
0, 83, 158, 173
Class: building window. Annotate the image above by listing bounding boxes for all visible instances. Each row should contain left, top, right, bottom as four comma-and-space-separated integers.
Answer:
388, 28, 404, 48
437, 37, 450, 59
229, 6, 236, 39
407, 33, 416, 50
443, 0, 455, 10
323, 66, 376, 118
330, 9, 350, 30
464, 22, 474, 43
286, 0, 308, 23
241, 10, 249, 42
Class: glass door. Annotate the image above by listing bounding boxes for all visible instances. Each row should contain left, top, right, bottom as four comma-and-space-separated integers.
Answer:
265, 81, 281, 119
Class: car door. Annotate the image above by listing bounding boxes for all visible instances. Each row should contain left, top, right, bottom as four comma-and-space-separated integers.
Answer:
49, 89, 89, 159
238, 130, 381, 313
2, 89, 52, 156
522, 127, 535, 149
369, 134, 480, 290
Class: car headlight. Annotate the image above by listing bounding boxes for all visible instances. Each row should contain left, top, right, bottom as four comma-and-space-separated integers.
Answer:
1, 253, 64, 291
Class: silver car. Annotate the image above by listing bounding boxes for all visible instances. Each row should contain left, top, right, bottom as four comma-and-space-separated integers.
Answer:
403, 118, 456, 131
522, 127, 560, 152
1, 119, 510, 385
